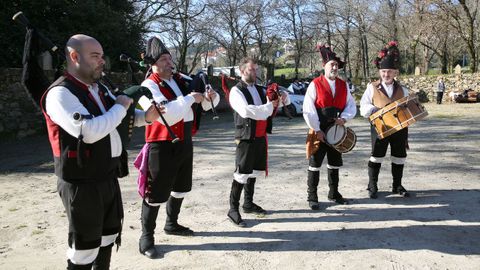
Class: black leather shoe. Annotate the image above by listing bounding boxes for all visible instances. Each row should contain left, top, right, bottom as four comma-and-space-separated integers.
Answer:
392, 185, 410, 197
140, 246, 160, 259
228, 210, 247, 227
368, 187, 378, 199
242, 203, 267, 214
308, 201, 320, 210
164, 224, 194, 236
328, 192, 349, 205
329, 196, 349, 205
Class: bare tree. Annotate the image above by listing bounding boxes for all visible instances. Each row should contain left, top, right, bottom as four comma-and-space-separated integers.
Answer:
153, 0, 206, 73
201, 0, 256, 66
433, 0, 479, 72
247, 0, 278, 65
131, 0, 176, 34
274, 0, 313, 77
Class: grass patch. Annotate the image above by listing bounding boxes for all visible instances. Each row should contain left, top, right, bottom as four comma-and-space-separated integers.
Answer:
8, 207, 19, 212
16, 224, 27, 229
274, 68, 309, 77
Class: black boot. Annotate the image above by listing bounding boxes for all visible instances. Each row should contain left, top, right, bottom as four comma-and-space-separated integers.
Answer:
327, 168, 348, 204
67, 260, 93, 270
92, 243, 113, 270
242, 178, 267, 214
368, 161, 381, 199
139, 200, 160, 259
164, 196, 194, 236
227, 180, 246, 227
307, 170, 320, 210
392, 163, 409, 197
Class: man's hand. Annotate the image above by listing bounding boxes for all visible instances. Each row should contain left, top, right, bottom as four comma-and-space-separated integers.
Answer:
204, 86, 217, 102
145, 104, 165, 123
335, 118, 346, 126
271, 98, 280, 107
115, 95, 133, 109
280, 91, 288, 103
315, 130, 325, 142
189, 92, 204, 103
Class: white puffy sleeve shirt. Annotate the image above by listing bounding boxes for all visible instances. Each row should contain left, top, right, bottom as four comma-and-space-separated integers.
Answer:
138, 78, 220, 125
45, 82, 148, 158
302, 79, 357, 131
229, 84, 274, 120
360, 82, 409, 118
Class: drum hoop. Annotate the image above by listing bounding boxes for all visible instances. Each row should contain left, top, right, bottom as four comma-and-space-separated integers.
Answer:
334, 127, 357, 153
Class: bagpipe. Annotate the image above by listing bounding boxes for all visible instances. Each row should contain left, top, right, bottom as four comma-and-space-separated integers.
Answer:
188, 71, 220, 120
118, 55, 220, 142
12, 11, 156, 177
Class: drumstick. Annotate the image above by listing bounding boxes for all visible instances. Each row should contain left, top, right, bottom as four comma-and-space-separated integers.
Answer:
334, 112, 339, 139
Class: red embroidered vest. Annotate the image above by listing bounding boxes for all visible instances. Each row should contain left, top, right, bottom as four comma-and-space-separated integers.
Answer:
145, 73, 189, 142
313, 75, 347, 109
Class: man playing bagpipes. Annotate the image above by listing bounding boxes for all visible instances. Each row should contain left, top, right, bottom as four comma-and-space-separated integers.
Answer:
360, 41, 410, 199
226, 57, 290, 227
303, 45, 357, 210
42, 34, 160, 269
136, 36, 220, 259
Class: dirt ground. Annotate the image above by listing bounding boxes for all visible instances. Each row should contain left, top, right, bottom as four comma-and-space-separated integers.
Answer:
0, 102, 479, 270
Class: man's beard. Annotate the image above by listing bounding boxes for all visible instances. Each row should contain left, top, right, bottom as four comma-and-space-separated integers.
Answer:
328, 70, 338, 79
77, 56, 103, 82
244, 74, 255, 84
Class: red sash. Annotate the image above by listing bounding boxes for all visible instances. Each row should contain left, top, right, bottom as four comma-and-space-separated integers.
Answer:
145, 73, 185, 142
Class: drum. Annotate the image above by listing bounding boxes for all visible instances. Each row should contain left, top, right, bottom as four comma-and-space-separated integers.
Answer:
325, 124, 357, 153
369, 95, 428, 139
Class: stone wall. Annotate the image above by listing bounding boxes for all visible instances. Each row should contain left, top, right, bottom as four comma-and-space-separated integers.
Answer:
400, 73, 480, 103
0, 68, 48, 140
0, 69, 229, 140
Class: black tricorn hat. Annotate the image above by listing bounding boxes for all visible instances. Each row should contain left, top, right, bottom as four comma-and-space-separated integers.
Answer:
316, 44, 345, 69
143, 36, 170, 65
374, 41, 400, 69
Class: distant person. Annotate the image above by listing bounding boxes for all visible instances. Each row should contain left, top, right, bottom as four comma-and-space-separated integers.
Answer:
347, 78, 355, 93
436, 77, 445, 104
288, 78, 302, 95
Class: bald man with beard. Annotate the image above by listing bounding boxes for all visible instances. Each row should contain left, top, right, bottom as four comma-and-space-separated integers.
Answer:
42, 34, 159, 269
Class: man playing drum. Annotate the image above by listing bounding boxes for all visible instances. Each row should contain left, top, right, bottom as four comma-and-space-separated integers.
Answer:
303, 45, 357, 210
360, 41, 410, 199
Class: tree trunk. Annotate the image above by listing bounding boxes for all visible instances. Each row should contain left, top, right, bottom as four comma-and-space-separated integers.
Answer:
441, 41, 448, 74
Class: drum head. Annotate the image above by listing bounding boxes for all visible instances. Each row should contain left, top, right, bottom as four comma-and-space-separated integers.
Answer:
325, 124, 346, 145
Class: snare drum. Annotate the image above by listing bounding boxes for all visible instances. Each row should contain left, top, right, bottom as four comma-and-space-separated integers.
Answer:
325, 124, 357, 153
369, 95, 428, 139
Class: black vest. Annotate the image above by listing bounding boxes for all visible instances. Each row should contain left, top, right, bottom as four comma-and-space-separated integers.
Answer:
233, 81, 273, 140
42, 75, 119, 182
